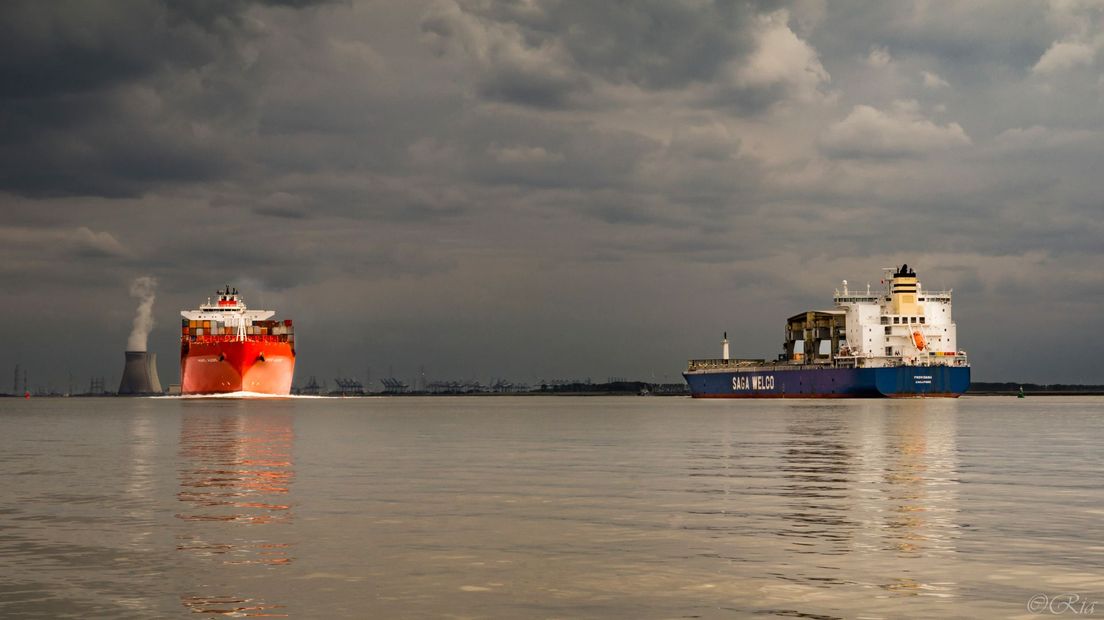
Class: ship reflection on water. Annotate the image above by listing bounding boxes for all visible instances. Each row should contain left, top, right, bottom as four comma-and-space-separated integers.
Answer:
777, 408, 857, 558
176, 408, 295, 616
772, 402, 961, 602
3, 397, 1095, 617
683, 401, 964, 616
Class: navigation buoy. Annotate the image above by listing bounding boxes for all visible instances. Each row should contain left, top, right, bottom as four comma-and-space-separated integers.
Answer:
1018, 386, 1025, 399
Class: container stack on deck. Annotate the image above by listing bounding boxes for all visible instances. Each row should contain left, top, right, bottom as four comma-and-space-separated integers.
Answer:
181, 318, 295, 343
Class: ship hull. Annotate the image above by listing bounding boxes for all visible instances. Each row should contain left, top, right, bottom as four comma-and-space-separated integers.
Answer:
180, 340, 295, 395
683, 365, 969, 398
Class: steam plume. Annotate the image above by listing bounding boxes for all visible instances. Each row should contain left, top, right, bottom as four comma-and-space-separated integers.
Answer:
127, 276, 157, 352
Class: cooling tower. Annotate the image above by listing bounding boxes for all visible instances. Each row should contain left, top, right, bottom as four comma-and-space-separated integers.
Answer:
118, 351, 163, 395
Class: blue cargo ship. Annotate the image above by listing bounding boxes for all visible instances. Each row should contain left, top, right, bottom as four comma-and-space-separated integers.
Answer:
684, 265, 970, 398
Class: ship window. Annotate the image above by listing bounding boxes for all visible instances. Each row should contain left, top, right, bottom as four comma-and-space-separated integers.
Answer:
893, 317, 900, 324
885, 326, 891, 335
920, 317, 925, 324
885, 347, 893, 356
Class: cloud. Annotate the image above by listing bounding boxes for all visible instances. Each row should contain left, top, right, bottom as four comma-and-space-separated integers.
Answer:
1032, 38, 1098, 74
0, 225, 129, 260
72, 226, 131, 257
420, 0, 591, 108
867, 45, 892, 67
0, 0, 332, 198
819, 100, 971, 159
1031, 1, 1104, 76
488, 144, 564, 165
5, 1, 1104, 388
721, 9, 832, 110
421, 2, 833, 114
921, 70, 949, 88
992, 125, 1101, 152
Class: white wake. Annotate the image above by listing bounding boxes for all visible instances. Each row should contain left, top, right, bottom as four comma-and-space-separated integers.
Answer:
152, 392, 337, 399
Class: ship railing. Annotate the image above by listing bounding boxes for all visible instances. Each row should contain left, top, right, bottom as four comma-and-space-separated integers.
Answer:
687, 359, 766, 371
182, 334, 294, 344
687, 359, 833, 372
839, 353, 969, 367
896, 352, 969, 366
689, 353, 969, 372
687, 361, 840, 373
832, 294, 881, 303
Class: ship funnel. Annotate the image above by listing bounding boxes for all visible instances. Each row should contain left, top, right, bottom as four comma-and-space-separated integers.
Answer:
722, 332, 730, 361
890, 264, 920, 315
118, 351, 163, 395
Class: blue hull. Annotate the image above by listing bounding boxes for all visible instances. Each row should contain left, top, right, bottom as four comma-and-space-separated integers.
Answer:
683, 365, 970, 398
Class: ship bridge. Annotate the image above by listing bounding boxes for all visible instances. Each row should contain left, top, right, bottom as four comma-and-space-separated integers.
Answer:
180, 285, 276, 338
830, 265, 965, 368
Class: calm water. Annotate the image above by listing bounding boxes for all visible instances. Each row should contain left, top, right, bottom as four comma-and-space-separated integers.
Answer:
1, 396, 1102, 619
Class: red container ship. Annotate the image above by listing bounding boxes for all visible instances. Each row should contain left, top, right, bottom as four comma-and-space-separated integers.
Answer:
180, 286, 296, 395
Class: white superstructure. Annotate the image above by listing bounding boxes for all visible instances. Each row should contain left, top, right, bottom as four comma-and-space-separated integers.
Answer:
833, 265, 966, 368
180, 286, 275, 340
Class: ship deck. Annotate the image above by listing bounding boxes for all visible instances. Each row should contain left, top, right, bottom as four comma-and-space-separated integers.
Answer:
686, 358, 968, 373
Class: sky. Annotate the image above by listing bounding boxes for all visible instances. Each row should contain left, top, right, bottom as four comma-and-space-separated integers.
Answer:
2, 0, 1103, 391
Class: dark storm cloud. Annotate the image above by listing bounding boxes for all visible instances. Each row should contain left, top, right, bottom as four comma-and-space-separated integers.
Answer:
1, 1, 178, 99
4, 0, 1104, 390
462, 115, 660, 189
422, 0, 803, 111
252, 204, 311, 219
0, 0, 332, 197
811, 2, 1054, 75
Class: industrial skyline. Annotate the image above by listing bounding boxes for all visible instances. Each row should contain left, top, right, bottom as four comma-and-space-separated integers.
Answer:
2, 1, 1103, 388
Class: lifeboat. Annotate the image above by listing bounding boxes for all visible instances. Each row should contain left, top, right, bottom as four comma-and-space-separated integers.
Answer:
912, 330, 927, 351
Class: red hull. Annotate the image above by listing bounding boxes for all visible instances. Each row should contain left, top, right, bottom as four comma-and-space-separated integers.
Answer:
180, 340, 295, 395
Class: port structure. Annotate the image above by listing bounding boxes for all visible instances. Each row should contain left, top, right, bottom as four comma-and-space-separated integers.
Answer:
380, 377, 409, 394
333, 378, 365, 396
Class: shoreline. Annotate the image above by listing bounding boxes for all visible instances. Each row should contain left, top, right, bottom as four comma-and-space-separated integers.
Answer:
9, 390, 1104, 398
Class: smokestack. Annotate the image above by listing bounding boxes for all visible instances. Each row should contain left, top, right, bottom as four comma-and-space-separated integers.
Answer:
722, 331, 730, 361
118, 351, 162, 395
